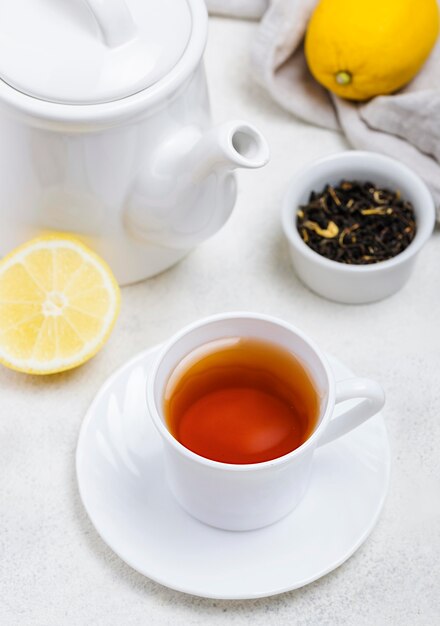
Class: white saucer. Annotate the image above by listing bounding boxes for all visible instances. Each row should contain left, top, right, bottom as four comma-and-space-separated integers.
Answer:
76, 346, 390, 600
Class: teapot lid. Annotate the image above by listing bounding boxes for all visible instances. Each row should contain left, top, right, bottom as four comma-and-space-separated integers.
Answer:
0, 0, 193, 105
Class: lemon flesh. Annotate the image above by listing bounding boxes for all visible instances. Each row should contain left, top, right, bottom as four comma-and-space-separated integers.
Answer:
305, 0, 439, 101
0, 236, 120, 374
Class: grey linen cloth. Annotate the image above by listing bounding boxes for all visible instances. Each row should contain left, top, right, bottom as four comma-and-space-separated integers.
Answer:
206, 0, 269, 19
206, 0, 440, 219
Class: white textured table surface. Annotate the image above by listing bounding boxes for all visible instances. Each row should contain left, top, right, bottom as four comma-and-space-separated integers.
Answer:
1, 17, 439, 626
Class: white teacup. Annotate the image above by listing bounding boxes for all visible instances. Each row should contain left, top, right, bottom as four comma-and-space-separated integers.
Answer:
147, 313, 385, 531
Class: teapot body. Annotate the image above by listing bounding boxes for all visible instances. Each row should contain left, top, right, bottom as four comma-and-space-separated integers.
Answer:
0, 64, 235, 285
0, 0, 269, 285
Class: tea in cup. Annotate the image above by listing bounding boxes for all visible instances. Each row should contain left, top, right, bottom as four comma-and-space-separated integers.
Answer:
147, 313, 385, 531
164, 336, 320, 465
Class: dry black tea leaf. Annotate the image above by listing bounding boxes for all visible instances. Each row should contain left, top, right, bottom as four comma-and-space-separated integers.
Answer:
296, 180, 416, 264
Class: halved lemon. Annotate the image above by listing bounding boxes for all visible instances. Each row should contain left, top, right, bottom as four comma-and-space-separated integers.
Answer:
0, 236, 120, 374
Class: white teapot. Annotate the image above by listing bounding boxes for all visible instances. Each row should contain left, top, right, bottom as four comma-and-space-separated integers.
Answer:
0, 0, 269, 284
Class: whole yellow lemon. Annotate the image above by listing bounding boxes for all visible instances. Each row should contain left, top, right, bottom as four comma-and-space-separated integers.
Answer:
305, 0, 439, 101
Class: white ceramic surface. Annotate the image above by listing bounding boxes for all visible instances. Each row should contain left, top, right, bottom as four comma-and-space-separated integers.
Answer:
0, 0, 269, 285
147, 312, 385, 530
0, 0, 191, 104
76, 345, 390, 600
281, 151, 435, 304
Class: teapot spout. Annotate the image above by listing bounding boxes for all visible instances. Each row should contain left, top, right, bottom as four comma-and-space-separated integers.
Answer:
186, 120, 270, 180
125, 121, 269, 250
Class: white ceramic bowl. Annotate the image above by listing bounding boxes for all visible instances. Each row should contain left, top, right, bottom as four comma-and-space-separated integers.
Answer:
281, 151, 436, 304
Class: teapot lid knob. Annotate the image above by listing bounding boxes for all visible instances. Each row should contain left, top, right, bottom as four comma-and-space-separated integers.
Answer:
84, 0, 137, 48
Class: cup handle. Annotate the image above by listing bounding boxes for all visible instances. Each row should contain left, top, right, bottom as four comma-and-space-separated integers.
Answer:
318, 378, 385, 447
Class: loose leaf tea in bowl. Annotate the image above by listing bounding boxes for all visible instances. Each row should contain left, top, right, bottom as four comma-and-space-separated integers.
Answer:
296, 180, 416, 264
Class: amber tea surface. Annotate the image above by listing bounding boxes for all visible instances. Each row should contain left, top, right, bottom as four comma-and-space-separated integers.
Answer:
164, 338, 320, 464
